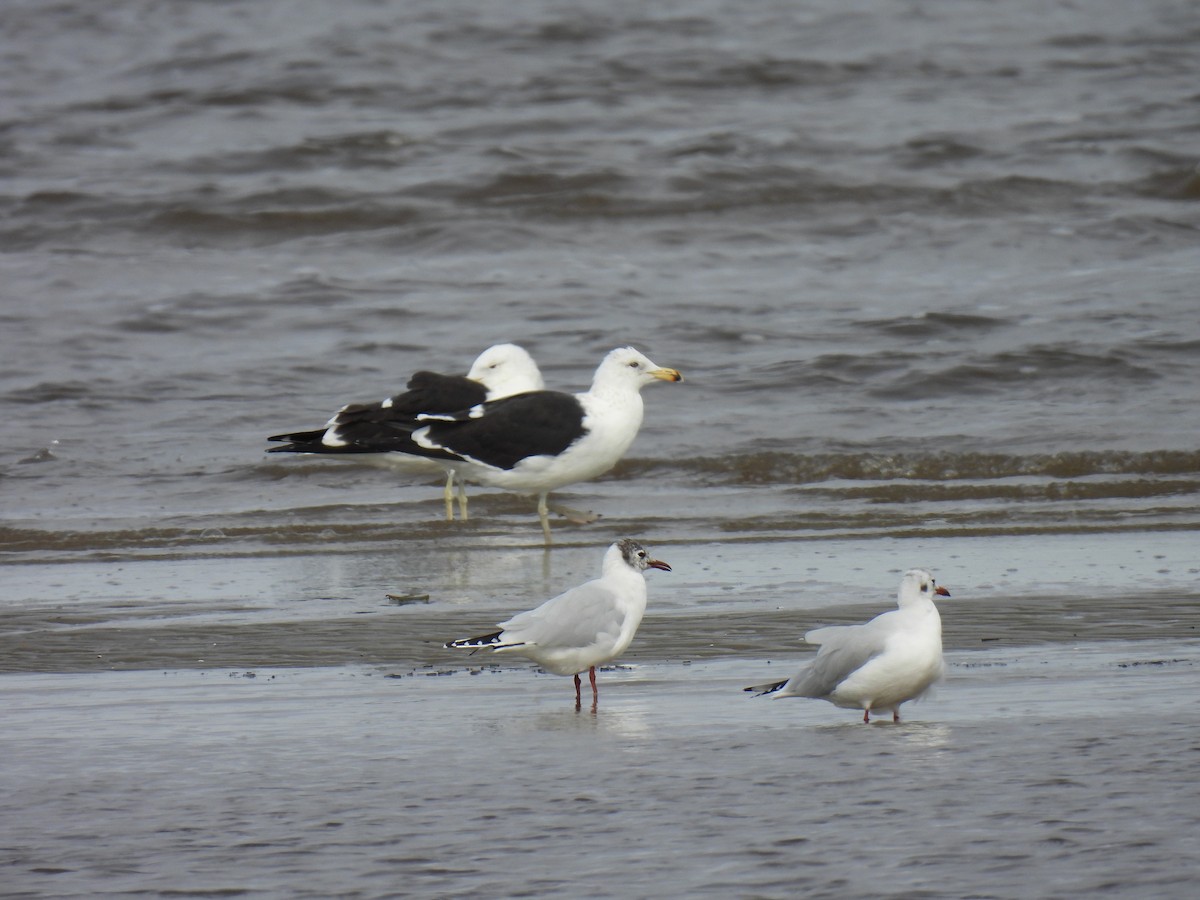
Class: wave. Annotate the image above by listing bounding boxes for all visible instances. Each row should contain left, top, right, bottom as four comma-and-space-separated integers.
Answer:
622, 448, 1200, 485
6, 158, 1193, 251
716, 340, 1180, 400
872, 346, 1161, 399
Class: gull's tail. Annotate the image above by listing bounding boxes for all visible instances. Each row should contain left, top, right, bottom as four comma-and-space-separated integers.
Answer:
744, 678, 788, 697
445, 630, 525, 652
266, 428, 328, 451
445, 630, 502, 650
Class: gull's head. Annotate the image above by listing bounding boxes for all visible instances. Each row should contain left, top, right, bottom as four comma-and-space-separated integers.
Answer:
467, 343, 545, 398
594, 347, 683, 391
898, 568, 950, 606
614, 538, 671, 573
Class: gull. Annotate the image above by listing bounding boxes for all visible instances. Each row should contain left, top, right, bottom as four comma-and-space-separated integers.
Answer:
745, 568, 951, 723
266, 343, 543, 520
405, 346, 682, 543
445, 539, 671, 705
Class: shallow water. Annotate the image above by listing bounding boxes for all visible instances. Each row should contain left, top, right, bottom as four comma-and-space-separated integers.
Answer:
3, 646, 1198, 899
4, 531, 1198, 898
2, 0, 1200, 896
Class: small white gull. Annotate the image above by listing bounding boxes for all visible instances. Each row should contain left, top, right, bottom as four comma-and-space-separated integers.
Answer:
746, 568, 951, 723
266, 343, 543, 520
407, 347, 682, 543
445, 539, 671, 705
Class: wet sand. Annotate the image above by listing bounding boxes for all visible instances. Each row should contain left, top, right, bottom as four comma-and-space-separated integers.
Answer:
5, 530, 1199, 900
4, 528, 1200, 898
3, 587, 1197, 674
3, 642, 1198, 898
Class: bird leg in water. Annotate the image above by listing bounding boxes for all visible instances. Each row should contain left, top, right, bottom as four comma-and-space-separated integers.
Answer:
574, 672, 582, 705
442, 473, 456, 522
589, 665, 598, 698
893, 710, 901, 723
863, 709, 871, 724
456, 478, 469, 521
537, 493, 552, 545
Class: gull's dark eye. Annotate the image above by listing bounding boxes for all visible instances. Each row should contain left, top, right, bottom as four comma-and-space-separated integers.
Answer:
628, 360, 640, 368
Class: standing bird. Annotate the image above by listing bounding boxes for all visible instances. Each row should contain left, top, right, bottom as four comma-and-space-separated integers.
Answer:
445, 539, 671, 706
745, 568, 951, 723
405, 347, 682, 543
266, 343, 543, 520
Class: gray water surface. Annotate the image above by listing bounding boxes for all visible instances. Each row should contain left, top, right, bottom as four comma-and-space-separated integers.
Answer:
3, 0, 1199, 896
3, 647, 1197, 899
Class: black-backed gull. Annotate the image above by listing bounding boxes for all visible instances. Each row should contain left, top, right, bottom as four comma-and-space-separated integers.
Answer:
406, 346, 681, 543
267, 343, 543, 520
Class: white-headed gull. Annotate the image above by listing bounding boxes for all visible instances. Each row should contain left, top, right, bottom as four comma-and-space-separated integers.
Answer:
746, 568, 951, 723
406, 347, 682, 543
446, 539, 671, 705
267, 343, 543, 520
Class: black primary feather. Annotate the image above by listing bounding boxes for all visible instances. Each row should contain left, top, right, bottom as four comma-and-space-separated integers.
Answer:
267, 371, 489, 454
413, 392, 587, 470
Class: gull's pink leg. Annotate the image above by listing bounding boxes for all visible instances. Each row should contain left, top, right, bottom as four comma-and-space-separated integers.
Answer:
574, 673, 582, 705
589, 666, 598, 698
893, 709, 901, 723
862, 709, 870, 724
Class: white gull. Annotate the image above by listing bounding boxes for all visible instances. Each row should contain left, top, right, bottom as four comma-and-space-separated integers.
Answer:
446, 539, 671, 705
746, 568, 951, 723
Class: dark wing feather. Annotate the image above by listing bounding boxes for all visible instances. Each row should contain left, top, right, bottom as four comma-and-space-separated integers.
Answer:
267, 414, 425, 454
415, 392, 586, 470
385, 371, 486, 418
267, 372, 488, 454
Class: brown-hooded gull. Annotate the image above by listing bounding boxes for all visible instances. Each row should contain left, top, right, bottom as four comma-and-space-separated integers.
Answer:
746, 568, 951, 723
445, 539, 671, 705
